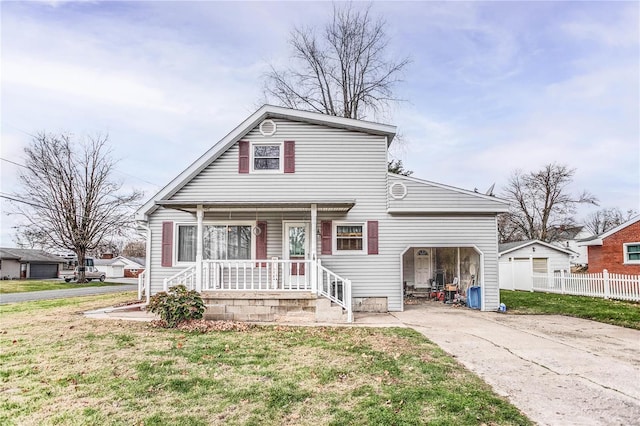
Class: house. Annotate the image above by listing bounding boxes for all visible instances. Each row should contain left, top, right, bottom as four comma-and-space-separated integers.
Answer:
498, 240, 574, 291
578, 215, 640, 274
135, 105, 509, 322
94, 256, 145, 278
548, 225, 592, 267
0, 248, 65, 279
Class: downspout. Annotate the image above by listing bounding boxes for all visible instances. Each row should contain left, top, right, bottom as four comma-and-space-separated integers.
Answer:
139, 222, 152, 305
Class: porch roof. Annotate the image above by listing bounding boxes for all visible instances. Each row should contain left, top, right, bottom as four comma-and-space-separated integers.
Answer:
155, 199, 355, 212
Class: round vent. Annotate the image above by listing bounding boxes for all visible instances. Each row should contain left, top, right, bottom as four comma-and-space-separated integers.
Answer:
259, 119, 277, 136
389, 182, 408, 200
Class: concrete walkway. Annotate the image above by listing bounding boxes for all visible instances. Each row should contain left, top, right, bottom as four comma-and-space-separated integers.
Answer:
82, 300, 640, 425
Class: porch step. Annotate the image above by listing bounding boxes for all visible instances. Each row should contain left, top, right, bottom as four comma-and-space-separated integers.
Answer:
315, 298, 348, 323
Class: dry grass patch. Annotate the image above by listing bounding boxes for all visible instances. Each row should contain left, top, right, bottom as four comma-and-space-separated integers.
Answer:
1, 294, 531, 425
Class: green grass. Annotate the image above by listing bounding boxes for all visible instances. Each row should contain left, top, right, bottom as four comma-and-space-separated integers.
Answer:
0, 293, 532, 425
0, 279, 124, 294
500, 290, 640, 329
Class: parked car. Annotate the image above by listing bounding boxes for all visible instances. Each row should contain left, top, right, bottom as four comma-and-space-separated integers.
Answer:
58, 257, 105, 282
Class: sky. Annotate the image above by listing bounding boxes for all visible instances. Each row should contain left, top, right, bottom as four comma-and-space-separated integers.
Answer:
1, 1, 639, 247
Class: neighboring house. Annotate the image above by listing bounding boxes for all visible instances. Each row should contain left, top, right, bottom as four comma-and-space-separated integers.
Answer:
135, 105, 509, 321
0, 248, 65, 279
498, 240, 574, 291
578, 215, 640, 274
95, 256, 145, 278
548, 225, 592, 266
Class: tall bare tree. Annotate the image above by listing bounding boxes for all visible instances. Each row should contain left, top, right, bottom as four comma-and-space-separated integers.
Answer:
583, 207, 637, 235
264, 3, 409, 120
12, 133, 142, 282
500, 163, 598, 242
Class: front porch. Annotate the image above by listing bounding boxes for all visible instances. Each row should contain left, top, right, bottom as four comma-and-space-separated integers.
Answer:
160, 258, 353, 323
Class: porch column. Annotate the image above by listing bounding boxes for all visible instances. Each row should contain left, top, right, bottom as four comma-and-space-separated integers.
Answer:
310, 203, 318, 292
196, 205, 204, 292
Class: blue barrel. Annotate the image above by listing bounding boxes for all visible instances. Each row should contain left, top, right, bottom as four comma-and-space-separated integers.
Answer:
467, 286, 481, 309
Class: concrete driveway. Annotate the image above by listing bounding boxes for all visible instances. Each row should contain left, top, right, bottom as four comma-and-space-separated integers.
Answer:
392, 304, 640, 426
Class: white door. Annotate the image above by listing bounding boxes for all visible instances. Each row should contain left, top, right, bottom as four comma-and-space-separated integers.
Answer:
283, 222, 310, 289
414, 248, 432, 288
513, 259, 533, 291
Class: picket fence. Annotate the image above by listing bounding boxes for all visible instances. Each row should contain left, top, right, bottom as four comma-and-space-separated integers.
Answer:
532, 270, 640, 302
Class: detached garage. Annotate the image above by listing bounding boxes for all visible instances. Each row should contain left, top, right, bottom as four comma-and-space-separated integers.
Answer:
498, 240, 575, 291
0, 248, 64, 279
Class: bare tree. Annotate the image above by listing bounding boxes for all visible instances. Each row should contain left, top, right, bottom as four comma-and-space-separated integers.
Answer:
12, 133, 142, 282
500, 163, 598, 242
122, 240, 146, 258
263, 3, 409, 120
583, 207, 637, 235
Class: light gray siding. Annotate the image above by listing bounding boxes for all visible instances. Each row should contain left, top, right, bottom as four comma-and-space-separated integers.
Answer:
0, 259, 21, 279
172, 119, 388, 203
388, 175, 507, 213
145, 116, 502, 312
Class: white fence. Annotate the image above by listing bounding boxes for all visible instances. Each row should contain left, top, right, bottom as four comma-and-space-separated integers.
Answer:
532, 270, 640, 302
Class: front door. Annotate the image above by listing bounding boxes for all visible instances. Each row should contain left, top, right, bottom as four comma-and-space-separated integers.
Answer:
414, 248, 432, 289
283, 222, 309, 289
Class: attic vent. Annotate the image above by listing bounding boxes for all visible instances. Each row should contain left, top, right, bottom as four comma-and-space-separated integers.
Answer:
389, 182, 408, 200
259, 119, 277, 136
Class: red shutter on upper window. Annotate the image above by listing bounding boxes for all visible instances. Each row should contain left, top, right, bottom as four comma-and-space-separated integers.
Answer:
238, 140, 249, 173
284, 140, 295, 173
367, 221, 379, 255
256, 221, 267, 266
321, 220, 332, 255
161, 221, 173, 267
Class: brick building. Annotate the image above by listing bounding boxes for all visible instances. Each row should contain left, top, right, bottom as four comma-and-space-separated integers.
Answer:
579, 215, 640, 274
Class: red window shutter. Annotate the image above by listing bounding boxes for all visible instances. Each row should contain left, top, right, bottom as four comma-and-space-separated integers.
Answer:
161, 221, 173, 267
367, 221, 379, 255
284, 140, 295, 173
321, 220, 332, 255
256, 221, 267, 266
238, 140, 249, 173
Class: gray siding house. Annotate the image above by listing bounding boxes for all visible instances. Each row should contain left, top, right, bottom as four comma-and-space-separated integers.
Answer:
136, 106, 508, 321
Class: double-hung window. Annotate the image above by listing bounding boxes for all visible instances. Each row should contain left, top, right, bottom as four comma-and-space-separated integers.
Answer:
177, 225, 197, 262
335, 223, 365, 252
252, 143, 281, 172
624, 243, 640, 264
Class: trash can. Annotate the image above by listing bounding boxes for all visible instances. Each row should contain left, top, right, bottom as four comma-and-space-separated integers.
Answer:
467, 286, 481, 309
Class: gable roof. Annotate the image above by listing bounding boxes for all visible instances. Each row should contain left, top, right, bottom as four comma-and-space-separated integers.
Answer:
94, 255, 145, 267
498, 240, 575, 256
135, 105, 396, 220
578, 214, 640, 246
0, 248, 65, 263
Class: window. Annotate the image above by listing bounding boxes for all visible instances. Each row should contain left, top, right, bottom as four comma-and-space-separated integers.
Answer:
176, 223, 253, 263
177, 225, 196, 262
252, 143, 281, 171
624, 243, 640, 264
335, 223, 364, 252
204, 225, 251, 260
532, 258, 548, 274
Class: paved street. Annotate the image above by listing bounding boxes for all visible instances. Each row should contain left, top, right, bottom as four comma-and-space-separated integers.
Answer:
0, 283, 137, 304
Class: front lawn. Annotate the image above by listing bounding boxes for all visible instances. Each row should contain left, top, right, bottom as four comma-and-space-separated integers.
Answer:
0, 293, 531, 425
500, 290, 640, 330
0, 279, 124, 294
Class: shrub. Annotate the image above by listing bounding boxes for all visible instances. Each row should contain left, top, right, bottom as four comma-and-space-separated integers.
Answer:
147, 285, 205, 327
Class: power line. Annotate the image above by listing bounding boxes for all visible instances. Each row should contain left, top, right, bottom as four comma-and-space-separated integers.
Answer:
0, 156, 161, 188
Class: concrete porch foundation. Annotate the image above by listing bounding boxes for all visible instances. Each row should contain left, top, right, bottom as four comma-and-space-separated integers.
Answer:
201, 291, 348, 323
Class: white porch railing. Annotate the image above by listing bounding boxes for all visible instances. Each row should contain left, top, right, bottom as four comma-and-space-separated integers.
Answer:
163, 264, 197, 291
137, 269, 148, 302
532, 270, 640, 302
162, 258, 353, 322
